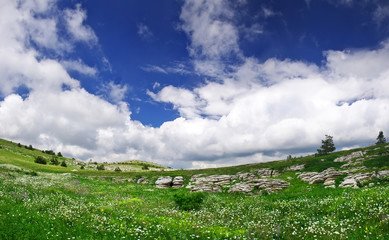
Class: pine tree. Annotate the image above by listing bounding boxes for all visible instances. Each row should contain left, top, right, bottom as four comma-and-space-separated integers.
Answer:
317, 135, 336, 156
376, 131, 386, 145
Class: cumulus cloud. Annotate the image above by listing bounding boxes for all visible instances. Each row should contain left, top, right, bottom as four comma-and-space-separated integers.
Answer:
64, 4, 98, 44
1, 0, 389, 169
61, 59, 97, 76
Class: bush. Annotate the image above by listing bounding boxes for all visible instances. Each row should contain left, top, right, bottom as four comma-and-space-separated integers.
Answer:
114, 167, 122, 172
60, 161, 67, 167
97, 164, 105, 171
80, 165, 85, 170
173, 192, 206, 211
57, 152, 63, 157
34, 156, 47, 165
50, 158, 59, 165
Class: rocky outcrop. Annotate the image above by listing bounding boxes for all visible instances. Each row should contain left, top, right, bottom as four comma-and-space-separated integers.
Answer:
334, 151, 364, 162
253, 168, 280, 177
189, 175, 234, 193
298, 168, 343, 184
228, 179, 290, 193
155, 176, 173, 188
172, 176, 184, 188
284, 164, 305, 171
137, 177, 151, 184
228, 182, 254, 193
377, 170, 389, 179
236, 172, 257, 181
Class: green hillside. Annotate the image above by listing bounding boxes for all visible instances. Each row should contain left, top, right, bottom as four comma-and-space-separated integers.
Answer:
1, 137, 389, 239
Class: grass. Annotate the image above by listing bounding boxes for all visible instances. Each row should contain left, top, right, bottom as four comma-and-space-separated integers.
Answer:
1, 138, 389, 239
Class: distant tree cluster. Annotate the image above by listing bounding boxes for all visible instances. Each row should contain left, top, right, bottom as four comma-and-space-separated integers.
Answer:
97, 164, 105, 171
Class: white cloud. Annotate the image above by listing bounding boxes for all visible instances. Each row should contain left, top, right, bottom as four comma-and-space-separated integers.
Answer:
1, 0, 389, 170
64, 4, 98, 44
61, 59, 97, 76
137, 23, 153, 40
100, 81, 129, 103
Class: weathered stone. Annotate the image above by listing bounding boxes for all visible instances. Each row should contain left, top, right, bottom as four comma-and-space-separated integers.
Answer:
155, 176, 173, 188
377, 170, 389, 179
284, 164, 305, 171
137, 177, 151, 184
339, 178, 358, 188
190, 184, 221, 193
334, 151, 364, 162
350, 172, 376, 183
298, 168, 343, 185
236, 172, 258, 181
228, 182, 254, 193
256, 168, 279, 177
298, 172, 319, 182
324, 179, 335, 186
172, 176, 184, 188
252, 179, 290, 192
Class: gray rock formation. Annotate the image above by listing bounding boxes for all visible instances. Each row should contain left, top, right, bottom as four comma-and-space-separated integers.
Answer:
228, 182, 254, 193
155, 176, 173, 188
137, 177, 151, 184
284, 164, 305, 171
339, 178, 358, 188
172, 176, 184, 188
252, 179, 290, 193
334, 151, 364, 162
254, 168, 280, 177
377, 170, 389, 179
298, 168, 343, 185
189, 175, 234, 193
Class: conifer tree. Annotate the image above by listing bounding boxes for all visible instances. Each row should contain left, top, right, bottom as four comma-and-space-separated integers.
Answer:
317, 135, 336, 156
376, 131, 386, 145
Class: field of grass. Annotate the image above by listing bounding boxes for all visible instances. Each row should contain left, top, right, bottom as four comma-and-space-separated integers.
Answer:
1, 138, 389, 239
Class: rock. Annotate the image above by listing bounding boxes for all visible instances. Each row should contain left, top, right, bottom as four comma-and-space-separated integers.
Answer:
339, 178, 358, 188
284, 164, 305, 171
172, 176, 184, 188
155, 176, 173, 188
368, 182, 375, 187
298, 172, 319, 182
324, 179, 335, 186
190, 183, 221, 193
228, 182, 254, 193
137, 177, 151, 184
252, 179, 290, 193
190, 174, 204, 182
325, 185, 336, 188
297, 168, 342, 185
188, 175, 233, 193
334, 151, 364, 162
236, 172, 257, 181
255, 168, 280, 177
350, 172, 376, 183
377, 170, 389, 179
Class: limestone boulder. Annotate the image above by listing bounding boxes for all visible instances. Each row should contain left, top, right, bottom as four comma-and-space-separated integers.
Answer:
155, 176, 173, 188
334, 151, 364, 162
172, 176, 184, 188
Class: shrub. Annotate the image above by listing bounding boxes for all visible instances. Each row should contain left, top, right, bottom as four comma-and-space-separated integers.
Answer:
142, 165, 149, 170
173, 192, 206, 211
57, 152, 63, 157
34, 156, 47, 165
114, 167, 122, 172
50, 158, 59, 165
80, 165, 85, 170
97, 164, 105, 171
60, 161, 67, 167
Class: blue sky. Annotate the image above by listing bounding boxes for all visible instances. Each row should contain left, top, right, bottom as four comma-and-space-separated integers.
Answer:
1, 0, 389, 168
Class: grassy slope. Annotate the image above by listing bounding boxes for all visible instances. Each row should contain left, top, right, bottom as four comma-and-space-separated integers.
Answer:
1, 138, 389, 239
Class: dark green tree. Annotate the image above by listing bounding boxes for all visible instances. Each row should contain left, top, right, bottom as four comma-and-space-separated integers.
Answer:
60, 160, 67, 167
114, 167, 122, 172
50, 157, 59, 165
317, 135, 336, 156
376, 131, 386, 145
57, 152, 63, 157
97, 164, 105, 171
34, 156, 47, 165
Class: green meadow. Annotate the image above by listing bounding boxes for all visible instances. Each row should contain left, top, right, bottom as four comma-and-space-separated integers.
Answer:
0, 138, 389, 239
